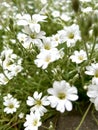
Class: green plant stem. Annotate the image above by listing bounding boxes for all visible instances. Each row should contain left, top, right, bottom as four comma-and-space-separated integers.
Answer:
92, 107, 98, 125
41, 125, 49, 130
75, 102, 92, 130
76, 64, 84, 87
83, 40, 89, 59
89, 36, 96, 59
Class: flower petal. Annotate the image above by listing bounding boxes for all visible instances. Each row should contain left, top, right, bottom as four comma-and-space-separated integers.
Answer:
65, 100, 72, 111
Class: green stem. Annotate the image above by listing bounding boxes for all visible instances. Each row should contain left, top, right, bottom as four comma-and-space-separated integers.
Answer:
92, 107, 98, 125
41, 125, 49, 130
90, 36, 96, 59
83, 40, 89, 59
76, 64, 84, 87
75, 102, 92, 130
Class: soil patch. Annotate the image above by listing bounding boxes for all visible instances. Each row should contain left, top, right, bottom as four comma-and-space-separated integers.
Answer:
39, 106, 98, 130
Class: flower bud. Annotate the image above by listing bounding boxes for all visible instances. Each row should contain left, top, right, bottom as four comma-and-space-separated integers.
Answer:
93, 24, 98, 37
72, 0, 80, 13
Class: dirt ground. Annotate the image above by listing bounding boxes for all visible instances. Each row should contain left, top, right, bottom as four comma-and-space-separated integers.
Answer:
56, 110, 98, 130
39, 106, 98, 130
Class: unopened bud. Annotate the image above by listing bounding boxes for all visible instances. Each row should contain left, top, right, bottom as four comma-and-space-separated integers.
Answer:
72, 0, 80, 13
83, 85, 88, 90
93, 24, 98, 37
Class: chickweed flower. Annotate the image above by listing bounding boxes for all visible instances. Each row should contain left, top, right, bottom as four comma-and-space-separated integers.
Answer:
34, 49, 60, 69
27, 91, 50, 116
17, 26, 45, 50
18, 112, 25, 119
0, 73, 9, 85
3, 94, 20, 114
17, 13, 47, 33
47, 80, 78, 113
85, 63, 98, 84
0, 46, 23, 84
70, 50, 87, 64
87, 83, 98, 110
24, 112, 42, 130
58, 24, 81, 47
39, 37, 58, 51
85, 63, 98, 77
51, 33, 61, 45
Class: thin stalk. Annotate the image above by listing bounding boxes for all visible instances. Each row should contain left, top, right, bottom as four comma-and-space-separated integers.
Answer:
76, 64, 84, 87
89, 36, 96, 59
41, 125, 49, 129
75, 102, 92, 130
92, 107, 98, 125
83, 40, 89, 59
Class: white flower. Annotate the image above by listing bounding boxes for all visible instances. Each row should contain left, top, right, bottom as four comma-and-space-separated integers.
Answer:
10, 65, 23, 76
0, 47, 23, 82
4, 70, 14, 79
17, 32, 27, 43
0, 70, 15, 85
58, 24, 81, 47
34, 49, 60, 69
3, 58, 22, 74
17, 26, 45, 50
27, 91, 50, 116
52, 10, 60, 18
1, 2, 10, 8
3, 94, 20, 114
23, 25, 46, 40
85, 63, 98, 76
24, 112, 42, 130
82, 7, 92, 13
40, 0, 47, 4
51, 33, 61, 45
0, 73, 9, 85
47, 80, 78, 113
10, 39, 16, 44
18, 34, 33, 50
17, 14, 47, 33
80, 0, 91, 2
60, 13, 71, 22
39, 37, 58, 51
70, 50, 87, 64
3, 94, 12, 100
19, 112, 24, 119
87, 83, 98, 110
92, 77, 98, 85
2, 58, 15, 70
23, 26, 45, 48
0, 47, 13, 62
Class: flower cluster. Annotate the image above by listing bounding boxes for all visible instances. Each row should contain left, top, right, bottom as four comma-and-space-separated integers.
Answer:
0, 46, 23, 85
0, 0, 98, 130
24, 80, 78, 130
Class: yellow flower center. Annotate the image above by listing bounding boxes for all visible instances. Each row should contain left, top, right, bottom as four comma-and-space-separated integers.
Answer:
68, 33, 74, 39
30, 33, 36, 39
4, 77, 9, 83
36, 100, 42, 106
33, 120, 38, 126
5, 60, 13, 67
78, 55, 84, 61
55, 37, 59, 41
58, 92, 66, 100
44, 44, 51, 50
8, 103, 14, 109
45, 55, 51, 62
